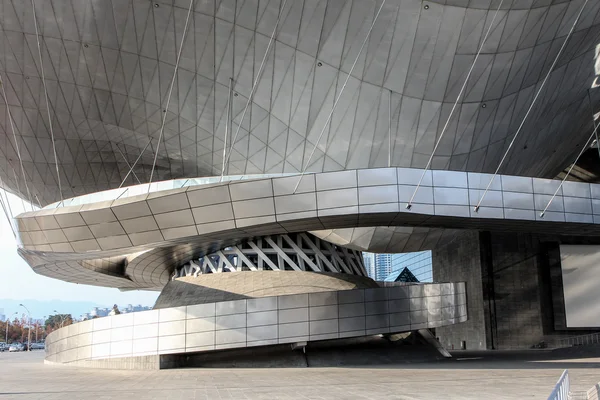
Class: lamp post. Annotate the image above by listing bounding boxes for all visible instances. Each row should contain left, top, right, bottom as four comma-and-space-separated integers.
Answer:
53, 310, 68, 328
19, 304, 32, 351
4, 312, 16, 343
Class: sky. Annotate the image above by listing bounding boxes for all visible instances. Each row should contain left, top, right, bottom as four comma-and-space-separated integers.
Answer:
0, 189, 159, 319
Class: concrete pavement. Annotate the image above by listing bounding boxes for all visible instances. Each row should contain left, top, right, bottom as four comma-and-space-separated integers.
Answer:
1, 349, 600, 399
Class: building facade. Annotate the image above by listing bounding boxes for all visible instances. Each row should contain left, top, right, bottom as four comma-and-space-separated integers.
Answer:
2, 0, 600, 367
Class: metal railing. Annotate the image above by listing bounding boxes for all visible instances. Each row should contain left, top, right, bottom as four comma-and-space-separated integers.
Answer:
558, 332, 600, 348
547, 370, 570, 400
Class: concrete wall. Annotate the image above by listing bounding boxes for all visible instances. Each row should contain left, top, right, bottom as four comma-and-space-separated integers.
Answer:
45, 283, 467, 369
433, 231, 600, 350
432, 231, 488, 350
154, 271, 379, 308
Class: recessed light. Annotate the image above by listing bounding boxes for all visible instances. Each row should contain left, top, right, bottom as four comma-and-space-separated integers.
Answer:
424, 4, 429, 10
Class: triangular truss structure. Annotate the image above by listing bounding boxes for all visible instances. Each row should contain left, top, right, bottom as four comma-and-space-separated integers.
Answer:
173, 233, 366, 279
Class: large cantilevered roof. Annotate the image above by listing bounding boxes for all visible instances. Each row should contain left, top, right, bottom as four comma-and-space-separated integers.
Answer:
1, 0, 600, 205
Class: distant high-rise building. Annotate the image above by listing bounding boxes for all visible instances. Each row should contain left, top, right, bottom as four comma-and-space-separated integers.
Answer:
374, 254, 393, 281
388, 251, 433, 282
363, 253, 376, 279
0, 308, 5, 322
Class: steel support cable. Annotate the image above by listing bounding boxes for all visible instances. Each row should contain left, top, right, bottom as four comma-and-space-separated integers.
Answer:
115, 145, 142, 185
222, 0, 290, 176
293, 0, 387, 194
0, 172, 16, 237
220, 78, 233, 182
148, 0, 195, 192
31, 0, 63, 202
0, 73, 33, 210
540, 117, 599, 218
118, 139, 153, 188
474, 0, 589, 212
406, 0, 505, 209
0, 191, 16, 238
587, 89, 600, 160
0, 175, 15, 221
388, 89, 392, 167
11, 168, 26, 214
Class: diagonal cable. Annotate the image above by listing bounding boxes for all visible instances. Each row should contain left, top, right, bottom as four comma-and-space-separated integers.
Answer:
0, 73, 33, 210
540, 117, 599, 218
115, 145, 142, 185
220, 78, 233, 182
475, 0, 590, 212
31, 0, 63, 202
293, 0, 387, 194
406, 0, 505, 209
148, 0, 195, 191
222, 0, 290, 175
119, 139, 152, 188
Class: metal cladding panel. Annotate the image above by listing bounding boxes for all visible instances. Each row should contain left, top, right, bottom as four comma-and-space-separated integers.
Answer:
44, 282, 467, 366
0, 0, 598, 208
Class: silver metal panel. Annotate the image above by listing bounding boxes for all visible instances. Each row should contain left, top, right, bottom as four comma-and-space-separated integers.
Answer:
158, 334, 186, 351
216, 300, 247, 316
158, 321, 186, 336
147, 193, 190, 215
309, 305, 338, 321
358, 168, 397, 187
133, 324, 158, 340
186, 332, 215, 348
562, 181, 591, 198
503, 192, 534, 210
134, 310, 159, 325
338, 290, 365, 304
187, 303, 216, 319
132, 337, 158, 354
309, 291, 338, 307
339, 303, 366, 318
247, 325, 278, 342
397, 168, 432, 186
153, 210, 195, 230
433, 188, 469, 205
187, 186, 231, 208
467, 172, 502, 191
247, 311, 278, 327
229, 179, 274, 201
111, 326, 133, 342
191, 203, 235, 224
358, 186, 399, 205
316, 170, 358, 191
278, 308, 309, 324
278, 322, 309, 338
216, 314, 246, 330
159, 306, 187, 322
309, 319, 339, 335
432, 170, 468, 188
232, 198, 275, 219
247, 297, 278, 313
119, 216, 159, 234
274, 193, 317, 214
366, 314, 389, 330
563, 197, 592, 214
278, 294, 309, 309
186, 318, 216, 333
501, 176, 533, 193
215, 328, 246, 345
316, 189, 359, 210
389, 312, 410, 326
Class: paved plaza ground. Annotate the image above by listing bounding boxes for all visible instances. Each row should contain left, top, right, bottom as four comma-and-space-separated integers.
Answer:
1, 349, 600, 399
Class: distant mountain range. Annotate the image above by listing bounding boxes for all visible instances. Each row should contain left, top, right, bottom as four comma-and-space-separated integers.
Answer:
0, 299, 152, 321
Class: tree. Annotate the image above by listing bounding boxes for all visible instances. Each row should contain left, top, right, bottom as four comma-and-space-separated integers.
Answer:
45, 314, 73, 331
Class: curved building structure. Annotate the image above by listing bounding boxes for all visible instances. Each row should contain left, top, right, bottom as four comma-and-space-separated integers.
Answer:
1, 0, 599, 204
2, 0, 600, 365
